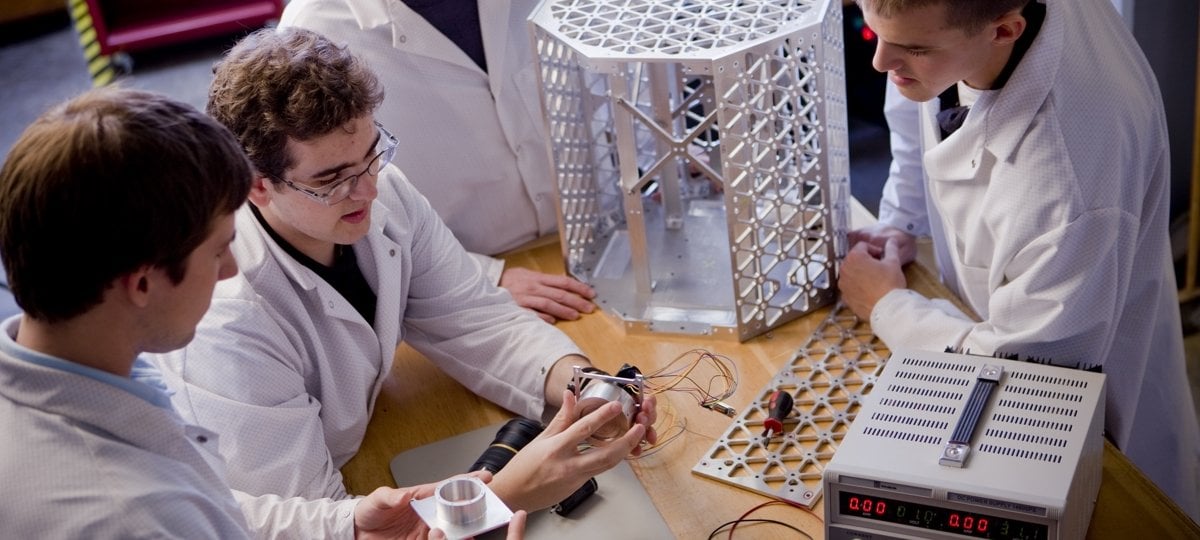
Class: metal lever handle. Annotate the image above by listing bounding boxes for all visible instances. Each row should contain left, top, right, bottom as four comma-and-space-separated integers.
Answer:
939, 363, 1003, 468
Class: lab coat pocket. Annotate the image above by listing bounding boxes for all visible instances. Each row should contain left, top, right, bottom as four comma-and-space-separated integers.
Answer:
954, 262, 992, 318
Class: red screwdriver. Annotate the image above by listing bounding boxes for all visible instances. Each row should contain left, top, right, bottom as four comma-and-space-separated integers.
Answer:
762, 390, 794, 438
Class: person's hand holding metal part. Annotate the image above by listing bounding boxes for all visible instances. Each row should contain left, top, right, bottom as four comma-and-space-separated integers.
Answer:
352, 484, 432, 539
486, 390, 650, 512
355, 470, 506, 537
499, 267, 597, 323
838, 237, 908, 320
353, 472, 492, 539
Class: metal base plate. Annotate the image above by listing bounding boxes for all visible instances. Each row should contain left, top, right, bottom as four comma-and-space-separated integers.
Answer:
411, 479, 513, 540
691, 305, 888, 507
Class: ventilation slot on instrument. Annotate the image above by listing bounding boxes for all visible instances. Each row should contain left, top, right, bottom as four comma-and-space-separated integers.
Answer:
983, 428, 1068, 448
899, 356, 977, 373
995, 398, 1078, 418
870, 412, 950, 431
977, 443, 1063, 464
1005, 385, 1084, 403
990, 413, 1073, 433
894, 370, 972, 387
863, 426, 942, 446
1009, 370, 1089, 389
879, 398, 956, 415
886, 383, 964, 402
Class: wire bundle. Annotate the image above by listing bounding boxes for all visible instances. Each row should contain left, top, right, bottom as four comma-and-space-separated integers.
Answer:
625, 349, 740, 458
641, 348, 738, 412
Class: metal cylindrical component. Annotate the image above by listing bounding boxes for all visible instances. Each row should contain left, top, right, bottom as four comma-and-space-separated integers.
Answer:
434, 477, 487, 527
577, 381, 637, 442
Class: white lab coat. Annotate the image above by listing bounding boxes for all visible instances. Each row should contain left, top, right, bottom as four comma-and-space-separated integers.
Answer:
0, 317, 251, 539
281, 0, 558, 275
152, 166, 580, 526
871, 0, 1199, 517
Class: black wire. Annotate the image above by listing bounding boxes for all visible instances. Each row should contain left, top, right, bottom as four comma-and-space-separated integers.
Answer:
706, 518, 814, 539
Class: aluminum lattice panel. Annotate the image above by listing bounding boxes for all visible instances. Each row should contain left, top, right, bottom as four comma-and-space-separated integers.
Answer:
546, 0, 815, 57
692, 305, 888, 507
531, 0, 848, 341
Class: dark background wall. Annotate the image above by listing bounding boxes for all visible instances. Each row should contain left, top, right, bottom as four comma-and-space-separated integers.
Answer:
1129, 0, 1198, 220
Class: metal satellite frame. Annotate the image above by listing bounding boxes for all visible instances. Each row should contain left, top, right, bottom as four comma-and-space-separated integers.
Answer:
530, 0, 851, 342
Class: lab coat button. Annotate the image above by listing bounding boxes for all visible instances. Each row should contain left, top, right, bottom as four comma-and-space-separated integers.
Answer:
389, 249, 396, 257
971, 159, 977, 168
196, 435, 208, 444
398, 35, 407, 44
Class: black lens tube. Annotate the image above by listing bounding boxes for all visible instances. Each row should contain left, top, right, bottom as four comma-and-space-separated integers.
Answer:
552, 477, 598, 516
470, 418, 544, 474
469, 417, 599, 517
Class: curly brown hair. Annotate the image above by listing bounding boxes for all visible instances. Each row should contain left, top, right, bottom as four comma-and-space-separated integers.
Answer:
207, 27, 384, 182
858, 0, 1031, 35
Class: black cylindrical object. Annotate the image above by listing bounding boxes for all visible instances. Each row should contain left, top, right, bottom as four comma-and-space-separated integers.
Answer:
470, 417, 544, 474
552, 477, 598, 516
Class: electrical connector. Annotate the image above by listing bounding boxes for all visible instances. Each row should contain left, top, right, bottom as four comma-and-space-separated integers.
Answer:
704, 400, 737, 417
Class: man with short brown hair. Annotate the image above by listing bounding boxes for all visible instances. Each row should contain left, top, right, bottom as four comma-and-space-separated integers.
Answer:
839, 0, 1199, 516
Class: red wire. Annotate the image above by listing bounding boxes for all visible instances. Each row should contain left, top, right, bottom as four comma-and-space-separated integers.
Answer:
727, 499, 820, 539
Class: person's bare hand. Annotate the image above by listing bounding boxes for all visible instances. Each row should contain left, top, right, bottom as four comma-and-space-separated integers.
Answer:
838, 238, 907, 320
499, 268, 596, 323
355, 472, 492, 539
353, 485, 430, 539
629, 393, 658, 456
487, 390, 646, 511
847, 223, 917, 265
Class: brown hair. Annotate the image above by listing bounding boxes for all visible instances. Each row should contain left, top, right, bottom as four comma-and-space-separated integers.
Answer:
858, 0, 1031, 35
207, 27, 384, 182
0, 86, 251, 322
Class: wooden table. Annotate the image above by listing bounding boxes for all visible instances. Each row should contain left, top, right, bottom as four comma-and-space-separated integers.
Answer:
342, 239, 1199, 539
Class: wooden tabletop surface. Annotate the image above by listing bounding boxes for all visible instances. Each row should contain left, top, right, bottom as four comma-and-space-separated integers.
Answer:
341, 229, 1199, 539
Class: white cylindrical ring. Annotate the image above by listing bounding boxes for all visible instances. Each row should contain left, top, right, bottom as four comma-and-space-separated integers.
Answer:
434, 476, 487, 526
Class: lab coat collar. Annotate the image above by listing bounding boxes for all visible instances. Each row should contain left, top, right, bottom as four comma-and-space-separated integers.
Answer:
479, 1, 524, 83
236, 205, 319, 292
922, 0, 1058, 183
343, 0, 389, 29
982, 0, 1061, 167
361, 0, 487, 73
0, 327, 217, 465
237, 197, 400, 332
922, 94, 989, 182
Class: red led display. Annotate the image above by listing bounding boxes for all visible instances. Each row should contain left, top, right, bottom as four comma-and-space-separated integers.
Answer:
838, 491, 1048, 540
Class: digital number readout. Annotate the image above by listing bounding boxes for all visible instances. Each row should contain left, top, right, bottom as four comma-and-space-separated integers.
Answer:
838, 491, 1049, 539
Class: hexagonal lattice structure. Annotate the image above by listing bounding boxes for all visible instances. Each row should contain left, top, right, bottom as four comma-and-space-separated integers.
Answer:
530, 0, 850, 341
692, 305, 889, 507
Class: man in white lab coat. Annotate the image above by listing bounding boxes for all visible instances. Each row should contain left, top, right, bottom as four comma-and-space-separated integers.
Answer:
839, 0, 1200, 517
151, 27, 656, 535
0, 87, 474, 538
280, 0, 597, 324
0, 86, 254, 539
